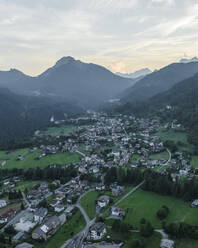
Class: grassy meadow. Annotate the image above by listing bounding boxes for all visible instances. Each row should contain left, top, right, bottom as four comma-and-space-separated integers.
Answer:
117, 189, 198, 229
0, 148, 81, 170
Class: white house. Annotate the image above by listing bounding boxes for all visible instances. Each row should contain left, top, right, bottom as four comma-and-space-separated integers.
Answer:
90, 222, 106, 240
111, 207, 125, 217
0, 200, 7, 208
97, 195, 110, 208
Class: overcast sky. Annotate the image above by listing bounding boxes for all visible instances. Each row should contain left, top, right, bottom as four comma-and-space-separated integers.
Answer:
0, 0, 198, 75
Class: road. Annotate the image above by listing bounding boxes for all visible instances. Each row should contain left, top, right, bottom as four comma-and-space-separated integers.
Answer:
112, 180, 145, 207
76, 150, 86, 158
22, 192, 30, 207
62, 181, 145, 247
158, 148, 172, 171
155, 229, 169, 239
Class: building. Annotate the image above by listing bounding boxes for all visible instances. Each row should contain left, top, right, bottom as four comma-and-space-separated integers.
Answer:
97, 195, 110, 208
34, 207, 48, 223
0, 199, 6, 208
0, 208, 16, 223
90, 222, 106, 240
111, 207, 125, 217
32, 216, 60, 240
191, 199, 198, 208
15, 243, 34, 248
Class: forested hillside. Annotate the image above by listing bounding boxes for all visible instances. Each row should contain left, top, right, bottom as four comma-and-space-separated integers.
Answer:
0, 88, 82, 144
116, 73, 198, 148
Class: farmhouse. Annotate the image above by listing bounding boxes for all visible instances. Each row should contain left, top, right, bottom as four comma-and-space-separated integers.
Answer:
90, 222, 106, 240
97, 195, 110, 208
111, 207, 125, 217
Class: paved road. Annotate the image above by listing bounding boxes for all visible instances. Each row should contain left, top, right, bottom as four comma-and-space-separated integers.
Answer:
164, 149, 171, 165
113, 181, 145, 207
76, 204, 90, 224
22, 192, 30, 207
155, 229, 169, 239
76, 150, 86, 158
61, 181, 145, 248
158, 148, 172, 171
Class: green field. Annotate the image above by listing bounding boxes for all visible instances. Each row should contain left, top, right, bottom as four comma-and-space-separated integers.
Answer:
107, 229, 161, 248
150, 151, 169, 160
80, 191, 99, 219
0, 148, 81, 169
157, 129, 194, 152
191, 156, 198, 167
175, 239, 198, 248
117, 189, 198, 229
15, 181, 40, 191
35, 210, 86, 248
41, 125, 77, 136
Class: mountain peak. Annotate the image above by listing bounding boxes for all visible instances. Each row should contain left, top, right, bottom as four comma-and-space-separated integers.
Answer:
54, 56, 76, 68
179, 57, 198, 64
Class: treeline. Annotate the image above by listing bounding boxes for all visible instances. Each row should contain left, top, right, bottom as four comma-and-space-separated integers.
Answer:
105, 167, 198, 201
0, 166, 77, 183
114, 73, 198, 150
0, 87, 83, 145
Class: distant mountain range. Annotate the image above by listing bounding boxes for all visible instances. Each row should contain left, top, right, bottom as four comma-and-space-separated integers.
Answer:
0, 56, 134, 108
115, 68, 152, 79
120, 61, 198, 103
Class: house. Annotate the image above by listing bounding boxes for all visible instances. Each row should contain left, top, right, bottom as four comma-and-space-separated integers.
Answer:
97, 195, 110, 208
55, 204, 65, 213
0, 199, 7, 208
32, 216, 60, 240
12, 231, 27, 243
56, 194, 65, 201
34, 207, 48, 223
65, 205, 75, 215
111, 207, 125, 217
191, 199, 198, 208
90, 222, 106, 240
15, 243, 34, 248
0, 208, 16, 223
95, 183, 105, 191
160, 239, 174, 248
111, 186, 124, 196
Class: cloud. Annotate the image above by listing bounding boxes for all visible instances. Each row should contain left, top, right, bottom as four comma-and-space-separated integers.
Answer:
0, 0, 197, 75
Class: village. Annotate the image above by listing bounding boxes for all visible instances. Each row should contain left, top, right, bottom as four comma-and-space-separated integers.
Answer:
0, 112, 198, 248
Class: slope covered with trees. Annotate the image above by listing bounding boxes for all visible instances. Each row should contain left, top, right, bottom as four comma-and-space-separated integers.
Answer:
0, 88, 82, 144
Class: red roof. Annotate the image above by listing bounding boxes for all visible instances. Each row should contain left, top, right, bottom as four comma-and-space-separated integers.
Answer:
1, 208, 16, 218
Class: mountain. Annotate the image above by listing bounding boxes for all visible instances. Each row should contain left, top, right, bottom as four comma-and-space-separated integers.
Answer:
0, 88, 82, 144
116, 68, 152, 79
0, 57, 134, 108
179, 57, 198, 64
121, 62, 198, 103
0, 68, 31, 87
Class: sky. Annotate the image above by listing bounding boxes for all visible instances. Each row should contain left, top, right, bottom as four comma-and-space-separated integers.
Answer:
0, 0, 198, 76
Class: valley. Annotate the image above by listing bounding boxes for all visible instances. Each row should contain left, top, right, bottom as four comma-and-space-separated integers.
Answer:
1, 112, 198, 248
